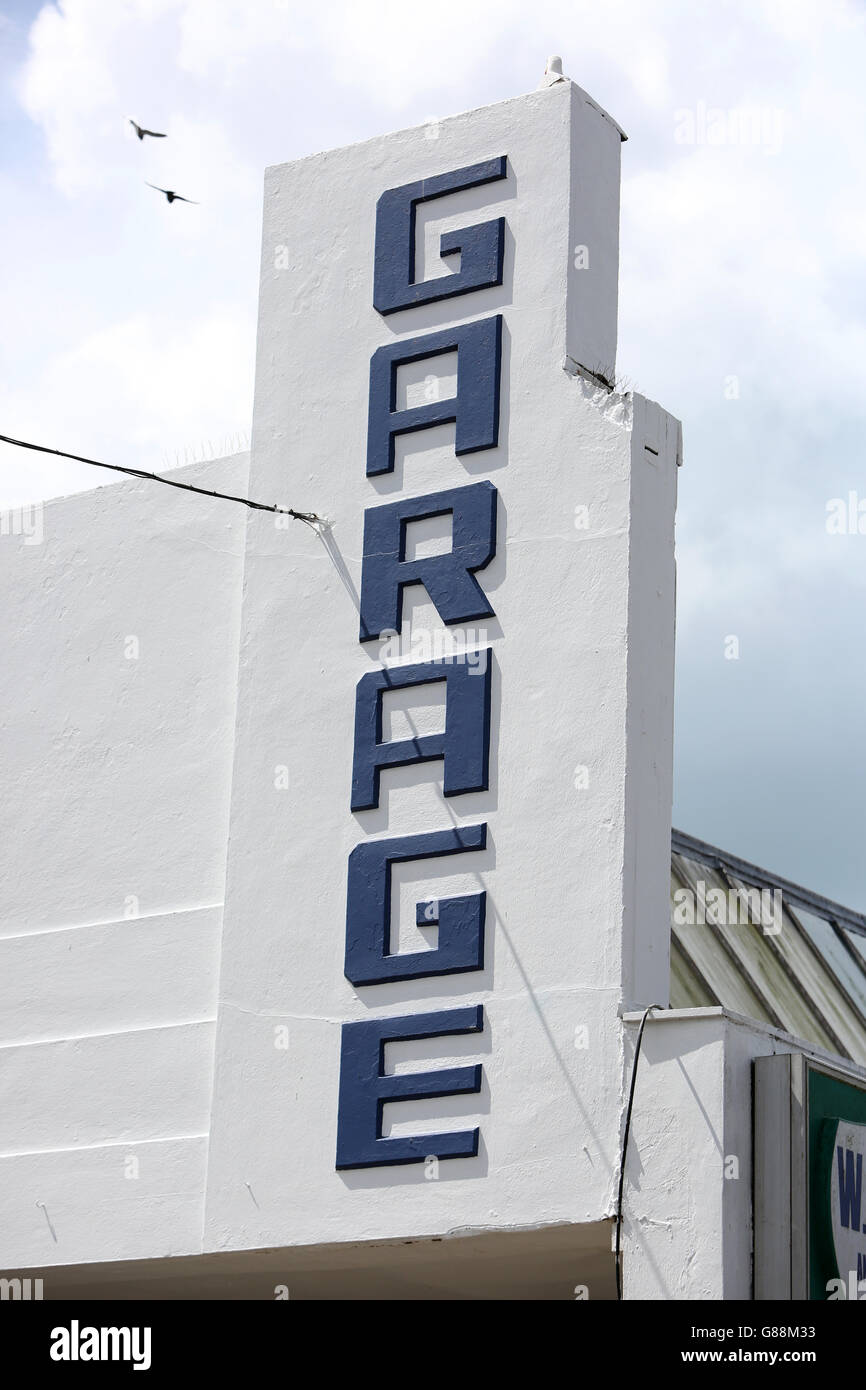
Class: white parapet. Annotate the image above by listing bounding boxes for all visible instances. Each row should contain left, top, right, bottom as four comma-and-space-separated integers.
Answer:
0, 78, 680, 1292
204, 79, 679, 1256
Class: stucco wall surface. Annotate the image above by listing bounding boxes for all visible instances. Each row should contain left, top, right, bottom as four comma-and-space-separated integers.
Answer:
1, 83, 684, 1277
0, 455, 248, 1269
204, 84, 678, 1251
623, 1007, 866, 1300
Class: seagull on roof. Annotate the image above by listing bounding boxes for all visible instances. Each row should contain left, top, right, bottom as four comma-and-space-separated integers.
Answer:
129, 119, 166, 140
146, 183, 198, 204
538, 55, 568, 88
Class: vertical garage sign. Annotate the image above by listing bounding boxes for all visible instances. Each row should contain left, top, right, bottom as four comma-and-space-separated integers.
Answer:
337, 158, 508, 1168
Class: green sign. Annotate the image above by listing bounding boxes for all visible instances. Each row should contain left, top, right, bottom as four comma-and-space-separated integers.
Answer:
809, 1066, 866, 1299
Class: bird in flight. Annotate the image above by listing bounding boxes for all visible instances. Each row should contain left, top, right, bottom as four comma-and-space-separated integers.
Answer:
129, 119, 166, 140
146, 183, 198, 204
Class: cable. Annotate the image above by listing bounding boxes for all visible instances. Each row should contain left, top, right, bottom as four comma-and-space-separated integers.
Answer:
0, 433, 323, 528
615, 1003, 662, 1300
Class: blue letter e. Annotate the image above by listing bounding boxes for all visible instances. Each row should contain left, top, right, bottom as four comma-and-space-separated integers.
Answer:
335, 1006, 483, 1169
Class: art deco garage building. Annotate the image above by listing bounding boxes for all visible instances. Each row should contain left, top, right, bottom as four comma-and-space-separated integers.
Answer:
2, 68, 865, 1301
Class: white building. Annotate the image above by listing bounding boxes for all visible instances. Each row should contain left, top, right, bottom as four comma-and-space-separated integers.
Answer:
2, 66, 866, 1302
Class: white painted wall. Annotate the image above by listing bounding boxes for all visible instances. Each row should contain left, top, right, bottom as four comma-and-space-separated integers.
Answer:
203, 82, 679, 1254
624, 1007, 866, 1300
0, 81, 697, 1292
0, 456, 248, 1270
623, 1010, 729, 1300
0, 456, 249, 931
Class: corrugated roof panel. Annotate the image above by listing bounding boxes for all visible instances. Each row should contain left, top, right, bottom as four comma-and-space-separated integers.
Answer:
695, 888, 835, 1047
670, 935, 717, 1010
669, 833, 866, 1064
843, 928, 866, 970
671, 857, 777, 1025
723, 873, 862, 1059
786, 905, 866, 1041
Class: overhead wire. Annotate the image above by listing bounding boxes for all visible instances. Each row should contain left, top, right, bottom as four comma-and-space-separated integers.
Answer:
0, 433, 323, 528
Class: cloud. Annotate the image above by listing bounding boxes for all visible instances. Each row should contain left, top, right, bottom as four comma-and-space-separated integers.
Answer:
0, 304, 254, 505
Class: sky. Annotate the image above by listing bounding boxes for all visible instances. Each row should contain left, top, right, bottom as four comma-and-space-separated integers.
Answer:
2, 0, 866, 907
